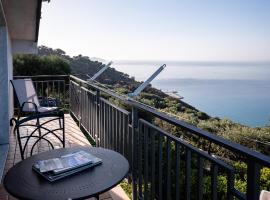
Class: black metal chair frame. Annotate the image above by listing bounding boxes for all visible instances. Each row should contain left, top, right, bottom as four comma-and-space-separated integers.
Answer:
10, 79, 65, 147
10, 111, 65, 160
16, 100, 63, 132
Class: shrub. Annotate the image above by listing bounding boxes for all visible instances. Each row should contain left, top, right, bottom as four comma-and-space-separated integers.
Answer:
13, 54, 71, 76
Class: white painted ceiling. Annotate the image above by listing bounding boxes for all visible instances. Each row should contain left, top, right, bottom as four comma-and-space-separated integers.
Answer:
2, 0, 40, 41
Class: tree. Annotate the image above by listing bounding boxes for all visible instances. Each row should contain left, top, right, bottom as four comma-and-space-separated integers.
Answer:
13, 54, 71, 76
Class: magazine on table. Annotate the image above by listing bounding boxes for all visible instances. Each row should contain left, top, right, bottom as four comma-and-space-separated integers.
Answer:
32, 150, 102, 182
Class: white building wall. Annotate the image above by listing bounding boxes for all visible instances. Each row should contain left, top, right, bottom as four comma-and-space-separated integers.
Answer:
0, 26, 13, 144
7, 29, 13, 122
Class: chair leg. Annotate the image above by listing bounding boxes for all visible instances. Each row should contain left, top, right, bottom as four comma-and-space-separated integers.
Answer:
62, 114, 65, 148
12, 111, 22, 135
36, 116, 42, 138
58, 117, 62, 129
15, 126, 25, 160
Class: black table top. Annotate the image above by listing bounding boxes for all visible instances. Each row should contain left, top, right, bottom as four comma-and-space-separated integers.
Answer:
4, 147, 129, 200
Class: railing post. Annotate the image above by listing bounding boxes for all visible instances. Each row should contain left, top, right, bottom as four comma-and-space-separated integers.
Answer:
227, 170, 234, 200
67, 75, 70, 110
78, 82, 82, 128
69, 77, 71, 114
132, 106, 138, 200
95, 90, 100, 147
246, 161, 261, 200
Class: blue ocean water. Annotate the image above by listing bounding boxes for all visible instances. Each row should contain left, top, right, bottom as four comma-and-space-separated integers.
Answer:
113, 62, 270, 127
153, 79, 270, 127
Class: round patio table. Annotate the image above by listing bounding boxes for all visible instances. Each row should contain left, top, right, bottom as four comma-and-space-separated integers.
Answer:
4, 147, 129, 200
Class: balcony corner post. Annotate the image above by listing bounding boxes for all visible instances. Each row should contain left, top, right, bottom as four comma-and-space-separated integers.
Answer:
95, 90, 100, 147
67, 75, 71, 110
131, 106, 138, 200
78, 82, 82, 128
246, 161, 261, 200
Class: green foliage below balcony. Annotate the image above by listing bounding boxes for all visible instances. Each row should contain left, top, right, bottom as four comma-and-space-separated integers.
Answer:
13, 54, 71, 76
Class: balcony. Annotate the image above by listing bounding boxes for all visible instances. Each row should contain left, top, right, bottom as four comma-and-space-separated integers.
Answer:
1, 75, 270, 200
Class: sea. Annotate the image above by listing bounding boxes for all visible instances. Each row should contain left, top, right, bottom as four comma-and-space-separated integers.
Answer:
112, 61, 270, 127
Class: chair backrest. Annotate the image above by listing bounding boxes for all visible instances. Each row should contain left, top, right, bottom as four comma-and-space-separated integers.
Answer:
11, 79, 40, 112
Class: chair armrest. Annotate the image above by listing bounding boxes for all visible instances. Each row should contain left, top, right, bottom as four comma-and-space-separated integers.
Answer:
21, 101, 38, 113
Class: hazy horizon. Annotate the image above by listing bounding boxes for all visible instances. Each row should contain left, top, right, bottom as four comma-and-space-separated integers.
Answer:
114, 60, 270, 65
112, 61, 270, 81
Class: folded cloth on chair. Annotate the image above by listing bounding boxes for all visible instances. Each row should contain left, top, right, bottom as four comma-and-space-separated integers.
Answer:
37, 107, 59, 113
260, 190, 270, 200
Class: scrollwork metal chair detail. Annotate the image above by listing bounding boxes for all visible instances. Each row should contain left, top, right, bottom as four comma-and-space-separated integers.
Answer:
11, 111, 65, 160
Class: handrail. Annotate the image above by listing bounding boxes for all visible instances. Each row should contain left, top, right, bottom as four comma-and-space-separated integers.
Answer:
139, 118, 234, 171
70, 75, 270, 167
14, 75, 69, 78
70, 75, 128, 102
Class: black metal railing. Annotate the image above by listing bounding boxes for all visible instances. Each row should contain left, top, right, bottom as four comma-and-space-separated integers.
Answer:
16, 75, 269, 199
69, 75, 270, 200
13, 75, 70, 110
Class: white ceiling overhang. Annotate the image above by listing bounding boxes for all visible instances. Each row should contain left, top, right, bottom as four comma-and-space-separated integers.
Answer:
1, 0, 42, 54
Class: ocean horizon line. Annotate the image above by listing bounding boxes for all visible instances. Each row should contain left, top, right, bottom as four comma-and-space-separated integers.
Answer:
114, 60, 270, 66
153, 77, 270, 82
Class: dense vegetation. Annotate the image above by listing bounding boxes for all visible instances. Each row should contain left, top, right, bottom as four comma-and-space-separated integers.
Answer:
13, 54, 71, 76
14, 46, 270, 198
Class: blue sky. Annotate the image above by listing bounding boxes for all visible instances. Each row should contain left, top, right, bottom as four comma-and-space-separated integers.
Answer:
39, 0, 270, 62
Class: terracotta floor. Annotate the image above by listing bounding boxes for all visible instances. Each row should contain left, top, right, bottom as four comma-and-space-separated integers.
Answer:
0, 114, 129, 200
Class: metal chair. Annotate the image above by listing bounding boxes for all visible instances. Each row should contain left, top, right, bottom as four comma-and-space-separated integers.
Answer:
10, 78, 65, 159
